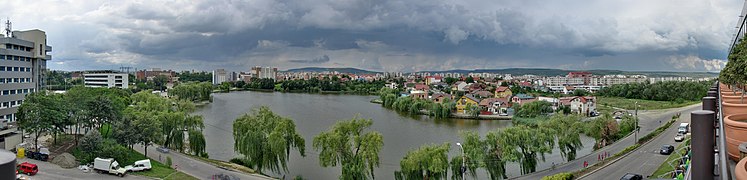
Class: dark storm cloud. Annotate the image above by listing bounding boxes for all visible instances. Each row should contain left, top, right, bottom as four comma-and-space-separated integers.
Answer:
288, 55, 331, 63
3, 0, 737, 72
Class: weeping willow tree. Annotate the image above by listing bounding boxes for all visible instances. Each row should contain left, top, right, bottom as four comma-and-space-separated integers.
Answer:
501, 125, 555, 174
233, 106, 305, 174
541, 115, 584, 161
449, 131, 485, 180
395, 143, 451, 180
313, 117, 383, 180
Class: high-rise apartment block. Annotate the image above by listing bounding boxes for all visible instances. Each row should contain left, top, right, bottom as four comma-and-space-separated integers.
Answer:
252, 66, 277, 80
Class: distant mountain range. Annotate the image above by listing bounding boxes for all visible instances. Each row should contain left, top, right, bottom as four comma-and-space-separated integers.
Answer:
283, 67, 718, 78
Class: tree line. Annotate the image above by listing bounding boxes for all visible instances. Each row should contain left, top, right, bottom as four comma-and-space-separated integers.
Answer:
595, 80, 712, 102
17, 87, 209, 164
168, 82, 213, 102
230, 77, 386, 95
231, 106, 592, 179
379, 87, 454, 119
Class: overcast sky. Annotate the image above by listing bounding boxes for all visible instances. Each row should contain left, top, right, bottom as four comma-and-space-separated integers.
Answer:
3, 0, 741, 72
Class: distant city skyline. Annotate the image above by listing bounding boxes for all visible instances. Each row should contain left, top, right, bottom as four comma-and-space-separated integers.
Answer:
2, 0, 740, 72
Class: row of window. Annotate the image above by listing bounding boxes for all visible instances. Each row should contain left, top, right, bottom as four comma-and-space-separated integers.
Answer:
0, 66, 32, 72
5, 44, 32, 52
0, 100, 23, 109
1, 88, 34, 96
0, 78, 32, 84
0, 114, 14, 122
1, 55, 34, 62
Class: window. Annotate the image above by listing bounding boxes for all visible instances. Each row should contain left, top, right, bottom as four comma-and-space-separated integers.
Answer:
13, 56, 18, 61
40, 44, 42, 55
10, 101, 15, 107
0, 55, 4, 60
0, 66, 4, 71
5, 44, 10, 49
13, 67, 18, 71
12, 45, 18, 50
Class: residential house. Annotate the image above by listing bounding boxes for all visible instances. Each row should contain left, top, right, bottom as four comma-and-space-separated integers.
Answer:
410, 90, 428, 99
385, 82, 398, 89
456, 94, 480, 114
414, 83, 430, 91
560, 96, 597, 116
451, 81, 469, 92
494, 86, 512, 98
431, 93, 453, 104
480, 98, 509, 114
468, 83, 487, 92
471, 90, 494, 99
538, 97, 560, 110
511, 94, 536, 106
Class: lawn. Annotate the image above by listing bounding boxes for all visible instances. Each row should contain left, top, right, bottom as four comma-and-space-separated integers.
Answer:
597, 96, 698, 110
650, 138, 690, 178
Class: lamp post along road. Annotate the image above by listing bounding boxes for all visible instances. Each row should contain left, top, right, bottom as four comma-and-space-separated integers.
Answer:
457, 142, 465, 180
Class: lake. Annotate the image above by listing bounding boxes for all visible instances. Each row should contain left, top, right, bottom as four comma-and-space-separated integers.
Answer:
194, 91, 595, 179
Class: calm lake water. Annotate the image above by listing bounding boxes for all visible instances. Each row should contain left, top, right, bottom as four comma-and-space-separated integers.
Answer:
194, 91, 595, 179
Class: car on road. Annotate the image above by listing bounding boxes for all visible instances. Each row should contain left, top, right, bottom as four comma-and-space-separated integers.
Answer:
660, 145, 675, 155
674, 132, 686, 142
16, 162, 38, 176
156, 146, 170, 153
620, 173, 643, 180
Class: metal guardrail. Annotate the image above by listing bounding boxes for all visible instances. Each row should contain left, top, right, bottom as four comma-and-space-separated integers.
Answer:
717, 84, 731, 180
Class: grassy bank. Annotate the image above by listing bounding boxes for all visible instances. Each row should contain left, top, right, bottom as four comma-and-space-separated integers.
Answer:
125, 149, 199, 180
598, 96, 698, 110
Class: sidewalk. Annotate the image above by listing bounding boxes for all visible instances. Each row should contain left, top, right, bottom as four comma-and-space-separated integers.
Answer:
133, 144, 273, 180
515, 104, 700, 179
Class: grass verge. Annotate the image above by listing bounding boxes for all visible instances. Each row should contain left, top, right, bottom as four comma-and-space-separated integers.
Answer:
650, 138, 691, 178
187, 155, 256, 174
598, 97, 698, 110
125, 149, 199, 180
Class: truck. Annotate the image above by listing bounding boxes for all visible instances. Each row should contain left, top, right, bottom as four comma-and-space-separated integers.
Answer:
678, 123, 690, 134
93, 158, 127, 177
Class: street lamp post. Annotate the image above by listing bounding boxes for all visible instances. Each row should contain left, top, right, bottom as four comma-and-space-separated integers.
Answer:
456, 142, 465, 180
634, 101, 639, 145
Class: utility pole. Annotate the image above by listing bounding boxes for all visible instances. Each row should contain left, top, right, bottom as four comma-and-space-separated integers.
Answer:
456, 143, 465, 180
634, 101, 639, 145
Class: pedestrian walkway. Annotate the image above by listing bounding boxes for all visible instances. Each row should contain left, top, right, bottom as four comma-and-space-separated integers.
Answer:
133, 144, 271, 180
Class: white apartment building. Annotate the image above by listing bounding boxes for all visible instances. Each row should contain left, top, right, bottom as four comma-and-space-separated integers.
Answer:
543, 76, 585, 86
213, 69, 232, 85
83, 72, 129, 88
252, 66, 277, 80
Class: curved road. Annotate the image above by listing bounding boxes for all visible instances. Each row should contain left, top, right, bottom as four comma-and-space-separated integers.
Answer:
134, 144, 273, 180
580, 105, 698, 179
516, 104, 701, 180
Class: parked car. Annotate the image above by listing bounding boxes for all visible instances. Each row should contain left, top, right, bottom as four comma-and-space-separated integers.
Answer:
620, 173, 643, 180
125, 159, 152, 172
16, 162, 38, 176
674, 133, 686, 142
93, 157, 127, 177
660, 145, 675, 155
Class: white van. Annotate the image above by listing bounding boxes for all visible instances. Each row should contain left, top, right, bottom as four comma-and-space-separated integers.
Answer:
678, 123, 690, 134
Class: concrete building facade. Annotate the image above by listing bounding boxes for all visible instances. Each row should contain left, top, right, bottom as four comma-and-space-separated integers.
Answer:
252, 66, 277, 80
0, 28, 51, 150
83, 72, 129, 88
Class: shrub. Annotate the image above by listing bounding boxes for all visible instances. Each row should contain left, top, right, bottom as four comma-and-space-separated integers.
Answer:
166, 156, 172, 167
542, 172, 574, 180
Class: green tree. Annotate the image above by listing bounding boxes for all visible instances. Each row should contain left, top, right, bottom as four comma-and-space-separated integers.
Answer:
219, 82, 232, 92
501, 125, 555, 174
466, 76, 475, 83
313, 117, 383, 180
466, 104, 481, 118
450, 131, 485, 179
17, 92, 66, 150
542, 115, 583, 161
395, 143, 450, 180
233, 106, 305, 174
485, 130, 511, 179
583, 113, 620, 148
515, 101, 554, 118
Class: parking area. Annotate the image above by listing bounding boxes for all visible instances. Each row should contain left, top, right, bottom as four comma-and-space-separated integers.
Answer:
15, 158, 150, 180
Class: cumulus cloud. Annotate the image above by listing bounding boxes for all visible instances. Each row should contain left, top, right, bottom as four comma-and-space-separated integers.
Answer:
0, 0, 739, 72
666, 55, 726, 71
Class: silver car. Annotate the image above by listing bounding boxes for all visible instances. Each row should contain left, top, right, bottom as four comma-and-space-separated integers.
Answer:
674, 133, 685, 142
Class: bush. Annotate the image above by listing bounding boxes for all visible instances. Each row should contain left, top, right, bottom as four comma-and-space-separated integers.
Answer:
166, 156, 172, 167
542, 172, 574, 180
80, 130, 102, 153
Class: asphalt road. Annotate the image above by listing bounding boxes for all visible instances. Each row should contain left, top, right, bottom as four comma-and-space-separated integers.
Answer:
580, 105, 699, 180
16, 158, 150, 180
516, 104, 701, 180
133, 144, 272, 180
